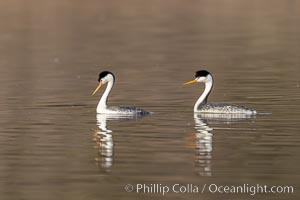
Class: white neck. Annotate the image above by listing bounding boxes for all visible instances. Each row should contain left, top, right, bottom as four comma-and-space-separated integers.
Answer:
194, 78, 213, 112
97, 79, 114, 112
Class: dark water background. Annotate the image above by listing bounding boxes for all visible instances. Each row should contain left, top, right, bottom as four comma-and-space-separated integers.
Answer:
0, 0, 299, 199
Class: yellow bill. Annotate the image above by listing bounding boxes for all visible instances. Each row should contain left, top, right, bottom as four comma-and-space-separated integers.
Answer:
92, 82, 103, 96
183, 79, 197, 85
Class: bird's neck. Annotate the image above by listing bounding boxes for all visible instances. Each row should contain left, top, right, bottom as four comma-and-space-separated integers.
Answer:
97, 80, 114, 112
194, 79, 213, 112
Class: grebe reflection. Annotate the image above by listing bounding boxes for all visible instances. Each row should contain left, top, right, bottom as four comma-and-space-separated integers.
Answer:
193, 113, 256, 176
194, 114, 213, 176
94, 114, 144, 171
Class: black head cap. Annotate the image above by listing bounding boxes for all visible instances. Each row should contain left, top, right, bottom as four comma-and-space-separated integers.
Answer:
195, 70, 210, 78
98, 71, 115, 82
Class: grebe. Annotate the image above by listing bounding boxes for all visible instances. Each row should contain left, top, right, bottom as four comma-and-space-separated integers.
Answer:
92, 71, 150, 115
184, 70, 256, 114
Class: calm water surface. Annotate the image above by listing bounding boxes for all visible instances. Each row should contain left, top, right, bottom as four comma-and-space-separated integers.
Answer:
0, 1, 299, 200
